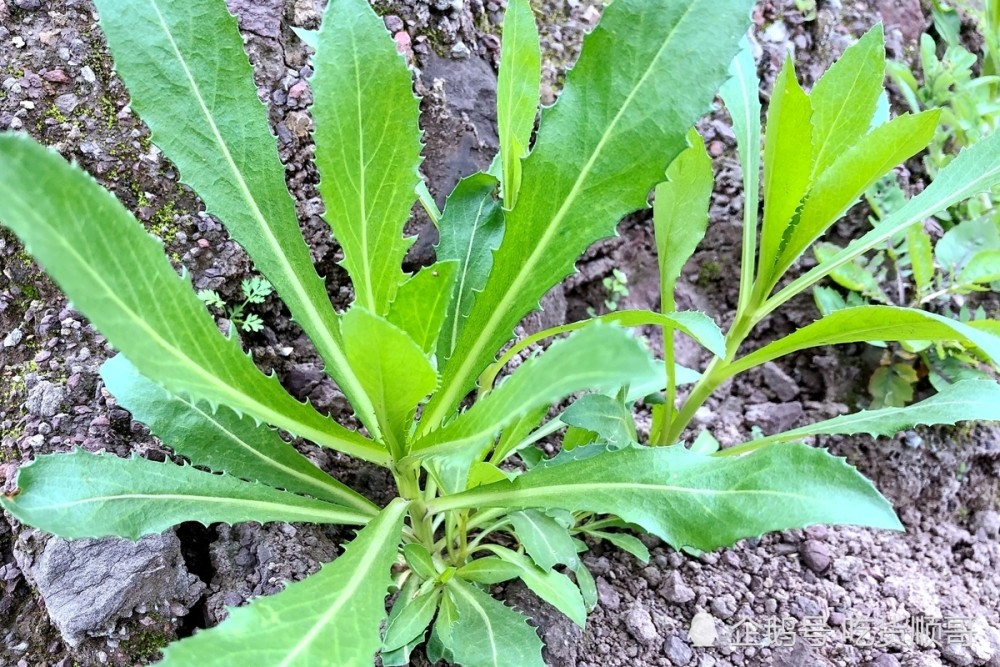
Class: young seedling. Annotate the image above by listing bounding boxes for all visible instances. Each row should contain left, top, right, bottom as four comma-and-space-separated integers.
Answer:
198, 275, 274, 334
2, 2, 1000, 666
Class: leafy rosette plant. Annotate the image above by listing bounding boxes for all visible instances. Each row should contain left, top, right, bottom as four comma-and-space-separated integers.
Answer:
2, 0, 1000, 665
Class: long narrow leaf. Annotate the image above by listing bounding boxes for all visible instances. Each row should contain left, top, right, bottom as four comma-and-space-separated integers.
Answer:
771, 111, 939, 281
757, 57, 813, 286
428, 443, 901, 552
312, 0, 422, 315
0, 137, 386, 465
100, 355, 376, 514
764, 126, 1000, 314
89, 0, 378, 434
159, 499, 407, 666
0, 451, 371, 540
425, 0, 754, 426
483, 545, 586, 627
496, 0, 540, 208
809, 24, 885, 177
730, 306, 1000, 376
741, 379, 1000, 448
719, 39, 762, 313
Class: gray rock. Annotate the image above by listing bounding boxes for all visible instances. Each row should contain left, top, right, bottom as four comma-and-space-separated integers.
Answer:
624, 604, 659, 645
596, 576, 620, 610
763, 362, 800, 401
225, 0, 283, 38
663, 634, 694, 665
709, 594, 737, 620
14, 531, 204, 646
744, 401, 803, 435
869, 654, 900, 667
53, 93, 79, 115
660, 570, 695, 604
973, 510, 1000, 539
13, 0, 41, 9
2, 327, 22, 347
772, 636, 834, 667
25, 380, 65, 418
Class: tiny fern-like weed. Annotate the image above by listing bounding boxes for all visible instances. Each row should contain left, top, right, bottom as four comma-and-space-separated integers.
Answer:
3, 2, 1000, 666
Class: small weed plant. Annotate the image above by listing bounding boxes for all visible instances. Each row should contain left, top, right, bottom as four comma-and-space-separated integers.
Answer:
3, 1, 1000, 665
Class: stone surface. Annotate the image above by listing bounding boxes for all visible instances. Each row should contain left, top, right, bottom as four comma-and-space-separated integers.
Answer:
13, 531, 204, 646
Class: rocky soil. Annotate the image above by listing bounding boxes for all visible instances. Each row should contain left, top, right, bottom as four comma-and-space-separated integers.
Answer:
0, 0, 998, 666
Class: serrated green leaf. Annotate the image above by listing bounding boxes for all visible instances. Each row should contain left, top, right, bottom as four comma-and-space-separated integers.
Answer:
773, 111, 939, 281
383, 586, 441, 652
720, 38, 762, 313
759, 57, 813, 281
751, 379, 1000, 445
573, 561, 598, 612
426, 0, 754, 425
1, 451, 370, 540
491, 404, 549, 464
435, 173, 505, 361
456, 558, 523, 585
581, 529, 651, 564
561, 394, 634, 448
509, 510, 580, 571
88, 0, 377, 436
654, 129, 713, 305
341, 307, 437, 455
0, 136, 385, 466
412, 323, 657, 458
728, 306, 1000, 376
387, 261, 459, 357
100, 355, 375, 514
768, 125, 1000, 310
908, 225, 935, 295
809, 25, 886, 177
428, 443, 901, 552
312, 0, 422, 315
159, 499, 406, 666
496, 0, 540, 209
444, 578, 545, 667
484, 545, 586, 627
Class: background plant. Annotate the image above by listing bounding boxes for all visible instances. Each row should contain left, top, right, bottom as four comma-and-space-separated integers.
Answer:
2, 2, 1000, 666
810, 3, 1000, 405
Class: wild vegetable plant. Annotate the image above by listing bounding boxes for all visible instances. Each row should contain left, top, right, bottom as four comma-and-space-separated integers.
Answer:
3, 2, 1000, 666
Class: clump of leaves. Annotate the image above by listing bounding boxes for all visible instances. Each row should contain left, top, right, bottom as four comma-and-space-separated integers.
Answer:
198, 275, 274, 333
812, 4, 1000, 406
3, 3, 1000, 666
587, 267, 629, 316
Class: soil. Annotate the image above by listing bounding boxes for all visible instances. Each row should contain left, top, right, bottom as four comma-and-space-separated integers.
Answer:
0, 1, 998, 666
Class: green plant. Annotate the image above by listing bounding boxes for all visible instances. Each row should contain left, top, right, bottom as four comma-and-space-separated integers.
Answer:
3, 3, 1000, 667
586, 267, 629, 316
198, 276, 274, 334
812, 5, 1000, 406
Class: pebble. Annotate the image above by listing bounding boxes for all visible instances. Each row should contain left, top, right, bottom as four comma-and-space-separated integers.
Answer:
709, 594, 737, 620
663, 634, 693, 665
763, 362, 801, 401
3, 328, 22, 347
660, 570, 695, 604
624, 604, 659, 645
54, 93, 79, 114
871, 654, 900, 667
42, 69, 69, 83
800, 539, 832, 574
596, 576, 620, 610
80, 65, 95, 84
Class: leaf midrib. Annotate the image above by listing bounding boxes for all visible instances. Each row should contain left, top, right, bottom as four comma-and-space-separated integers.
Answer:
278, 501, 403, 666
144, 0, 376, 437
